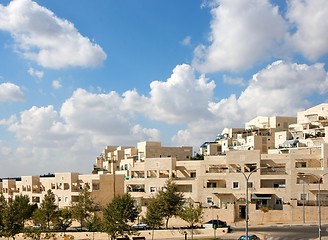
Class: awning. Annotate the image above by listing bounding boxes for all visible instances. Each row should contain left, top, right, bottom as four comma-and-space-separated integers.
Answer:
251, 194, 272, 200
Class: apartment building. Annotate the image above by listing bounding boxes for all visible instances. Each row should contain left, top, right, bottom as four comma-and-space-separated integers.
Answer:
1, 172, 124, 208
119, 104, 328, 224
2, 103, 328, 226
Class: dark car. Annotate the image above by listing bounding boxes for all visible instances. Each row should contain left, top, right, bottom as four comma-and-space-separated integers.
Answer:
202, 219, 232, 232
238, 234, 260, 240
204, 219, 227, 228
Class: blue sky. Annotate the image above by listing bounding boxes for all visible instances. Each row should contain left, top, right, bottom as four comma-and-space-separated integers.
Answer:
0, 0, 328, 177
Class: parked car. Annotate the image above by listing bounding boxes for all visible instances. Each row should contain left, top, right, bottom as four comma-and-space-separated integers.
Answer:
202, 219, 231, 232
202, 219, 227, 228
132, 222, 148, 230
238, 234, 261, 240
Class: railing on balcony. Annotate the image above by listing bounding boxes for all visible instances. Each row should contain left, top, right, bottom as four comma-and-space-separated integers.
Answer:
297, 200, 328, 206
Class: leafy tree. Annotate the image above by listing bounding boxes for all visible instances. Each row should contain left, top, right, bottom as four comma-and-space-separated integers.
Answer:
260, 207, 269, 224
85, 214, 103, 240
179, 201, 203, 240
71, 184, 99, 230
2, 199, 22, 239
103, 193, 139, 240
0, 194, 7, 234
13, 195, 36, 226
33, 189, 59, 230
156, 179, 185, 228
53, 208, 72, 231
0, 195, 35, 239
142, 197, 163, 240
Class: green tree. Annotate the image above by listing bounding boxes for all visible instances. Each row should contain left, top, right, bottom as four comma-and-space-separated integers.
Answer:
85, 214, 103, 240
142, 197, 163, 240
53, 208, 72, 231
12, 195, 36, 227
103, 193, 139, 240
71, 184, 99, 230
0, 195, 35, 239
157, 179, 185, 228
34, 189, 59, 230
179, 201, 203, 240
0, 194, 7, 234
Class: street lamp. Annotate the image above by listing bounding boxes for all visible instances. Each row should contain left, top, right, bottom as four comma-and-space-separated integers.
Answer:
229, 166, 273, 239
298, 172, 328, 240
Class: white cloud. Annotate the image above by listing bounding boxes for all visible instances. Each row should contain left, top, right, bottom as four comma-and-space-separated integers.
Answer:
223, 75, 244, 86
131, 124, 161, 142
193, 0, 288, 72
28, 67, 44, 78
0, 82, 25, 102
2, 61, 328, 176
0, 0, 106, 69
286, 0, 328, 60
147, 64, 216, 123
181, 36, 191, 46
52, 80, 62, 89
173, 61, 328, 145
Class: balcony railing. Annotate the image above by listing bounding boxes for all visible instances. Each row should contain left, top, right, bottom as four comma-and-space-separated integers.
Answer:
297, 200, 328, 206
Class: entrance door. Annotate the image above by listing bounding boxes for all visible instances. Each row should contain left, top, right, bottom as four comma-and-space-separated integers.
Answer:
239, 205, 246, 219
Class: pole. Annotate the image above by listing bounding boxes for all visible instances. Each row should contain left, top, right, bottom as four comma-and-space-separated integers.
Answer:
303, 176, 305, 224
319, 178, 321, 240
318, 173, 328, 240
298, 172, 328, 240
245, 175, 249, 239
236, 166, 271, 240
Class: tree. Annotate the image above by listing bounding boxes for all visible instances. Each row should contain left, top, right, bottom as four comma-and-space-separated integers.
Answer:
0, 194, 7, 234
34, 189, 59, 230
103, 193, 139, 240
53, 208, 72, 232
179, 201, 203, 240
0, 195, 35, 239
71, 184, 99, 230
260, 207, 269, 224
85, 214, 103, 240
156, 179, 185, 228
142, 197, 163, 240
12, 195, 36, 227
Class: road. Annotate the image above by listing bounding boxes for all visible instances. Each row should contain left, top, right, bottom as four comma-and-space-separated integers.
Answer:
220, 224, 328, 240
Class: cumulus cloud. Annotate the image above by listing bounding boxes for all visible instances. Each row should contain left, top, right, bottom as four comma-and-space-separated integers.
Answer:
131, 124, 161, 142
223, 75, 244, 86
28, 67, 44, 78
286, 0, 328, 60
0, 0, 106, 68
2, 61, 328, 176
193, 0, 288, 72
173, 61, 328, 145
147, 64, 216, 123
181, 36, 192, 46
52, 80, 62, 89
0, 82, 25, 102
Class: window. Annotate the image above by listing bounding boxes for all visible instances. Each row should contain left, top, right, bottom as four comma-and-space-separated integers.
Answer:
300, 193, 307, 201
247, 182, 253, 189
233, 182, 239, 189
207, 182, 217, 188
206, 197, 213, 204
150, 187, 156, 193
190, 172, 196, 178
296, 162, 307, 168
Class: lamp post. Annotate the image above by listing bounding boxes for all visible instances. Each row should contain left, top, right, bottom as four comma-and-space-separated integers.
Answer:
298, 172, 328, 240
234, 166, 272, 239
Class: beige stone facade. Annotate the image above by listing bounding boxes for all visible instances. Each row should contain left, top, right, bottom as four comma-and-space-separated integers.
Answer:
2, 103, 328, 226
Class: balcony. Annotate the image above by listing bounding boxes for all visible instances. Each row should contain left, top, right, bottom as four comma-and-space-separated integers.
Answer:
297, 200, 328, 206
